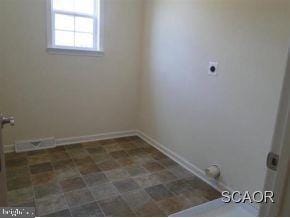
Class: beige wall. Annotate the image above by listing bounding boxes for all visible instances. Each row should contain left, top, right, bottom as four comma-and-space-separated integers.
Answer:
0, 0, 143, 145
139, 0, 290, 193
0, 1, 4, 110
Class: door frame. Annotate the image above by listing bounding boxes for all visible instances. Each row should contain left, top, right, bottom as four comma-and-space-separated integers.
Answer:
0, 116, 8, 206
260, 48, 290, 216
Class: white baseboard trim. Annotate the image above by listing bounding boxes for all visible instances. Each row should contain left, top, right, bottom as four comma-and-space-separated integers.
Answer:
55, 130, 137, 147
136, 130, 233, 193
4, 130, 137, 153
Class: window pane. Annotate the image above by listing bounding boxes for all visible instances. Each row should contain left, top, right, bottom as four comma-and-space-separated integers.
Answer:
75, 32, 93, 48
75, 17, 93, 33
55, 14, 74, 31
55, 31, 74, 47
74, 0, 94, 15
52, 0, 75, 13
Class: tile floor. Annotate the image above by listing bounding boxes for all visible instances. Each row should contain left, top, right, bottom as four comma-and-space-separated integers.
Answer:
5, 136, 221, 217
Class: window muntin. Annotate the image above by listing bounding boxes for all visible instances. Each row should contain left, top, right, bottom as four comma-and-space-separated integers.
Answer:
49, 0, 101, 51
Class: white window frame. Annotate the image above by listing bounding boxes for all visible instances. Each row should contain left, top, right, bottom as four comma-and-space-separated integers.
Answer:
46, 0, 104, 56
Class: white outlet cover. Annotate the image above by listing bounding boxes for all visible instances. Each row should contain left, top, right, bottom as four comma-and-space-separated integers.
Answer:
208, 62, 219, 76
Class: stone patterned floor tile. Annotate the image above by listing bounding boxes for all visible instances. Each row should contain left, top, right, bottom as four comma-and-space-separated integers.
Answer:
7, 171, 31, 191
65, 143, 83, 150
136, 200, 166, 217
133, 173, 161, 188
73, 157, 95, 166
81, 141, 102, 148
113, 178, 140, 193
77, 163, 101, 175
185, 177, 221, 200
89, 183, 119, 201
45, 209, 71, 217
98, 139, 117, 146
14, 201, 36, 208
7, 187, 34, 206
143, 161, 165, 172
104, 168, 130, 181
27, 150, 48, 156
66, 149, 89, 159
157, 195, 192, 216
6, 166, 30, 180
98, 196, 135, 217
130, 141, 146, 149
97, 160, 120, 171
165, 179, 194, 195
35, 194, 68, 217
169, 166, 193, 178
178, 191, 209, 206
90, 153, 113, 164
55, 167, 80, 181
52, 159, 74, 170
115, 137, 133, 143
143, 147, 160, 154
198, 187, 221, 201
5, 152, 27, 160
153, 170, 178, 183
49, 151, 70, 162
34, 181, 61, 199
145, 184, 173, 201
6, 158, 28, 168
159, 158, 179, 168
64, 188, 94, 208
184, 176, 208, 189
120, 143, 137, 150
83, 172, 109, 186
151, 152, 168, 160
109, 151, 129, 159
60, 177, 86, 192
70, 202, 104, 217
131, 155, 155, 165
102, 143, 123, 152
125, 165, 148, 177
126, 148, 146, 157
121, 189, 151, 210
137, 140, 151, 148
30, 162, 53, 175
31, 171, 56, 186
86, 147, 106, 154
47, 146, 66, 153
116, 158, 135, 167
27, 153, 51, 166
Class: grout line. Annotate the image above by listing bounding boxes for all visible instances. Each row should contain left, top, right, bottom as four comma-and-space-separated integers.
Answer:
33, 150, 70, 216
53, 145, 82, 216
67, 141, 121, 216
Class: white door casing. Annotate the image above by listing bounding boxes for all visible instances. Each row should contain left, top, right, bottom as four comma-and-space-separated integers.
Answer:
260, 49, 290, 216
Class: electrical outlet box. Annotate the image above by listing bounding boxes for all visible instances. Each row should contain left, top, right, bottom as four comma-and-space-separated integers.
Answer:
208, 62, 218, 76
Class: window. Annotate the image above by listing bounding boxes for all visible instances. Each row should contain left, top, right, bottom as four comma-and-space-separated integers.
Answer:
47, 0, 103, 56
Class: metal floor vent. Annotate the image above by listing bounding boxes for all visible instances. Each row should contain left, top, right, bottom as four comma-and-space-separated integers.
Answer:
15, 137, 56, 153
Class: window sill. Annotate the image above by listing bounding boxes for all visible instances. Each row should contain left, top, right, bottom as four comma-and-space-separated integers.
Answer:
47, 47, 104, 57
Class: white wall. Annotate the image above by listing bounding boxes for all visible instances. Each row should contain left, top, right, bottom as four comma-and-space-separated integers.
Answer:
139, 0, 290, 193
0, 0, 143, 145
